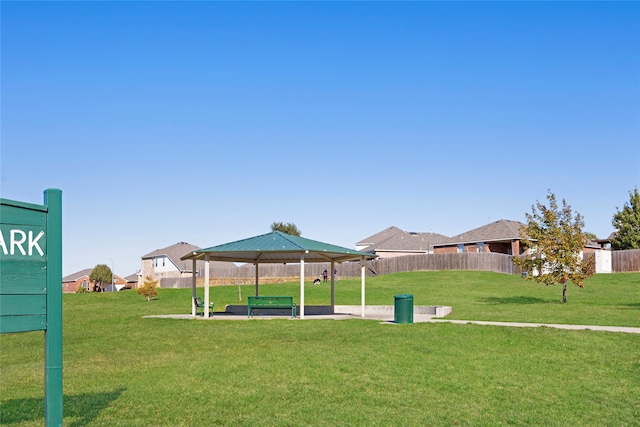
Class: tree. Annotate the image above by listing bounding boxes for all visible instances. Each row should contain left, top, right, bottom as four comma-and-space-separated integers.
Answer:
89, 264, 112, 292
611, 187, 640, 250
270, 221, 301, 236
137, 276, 158, 301
513, 191, 594, 303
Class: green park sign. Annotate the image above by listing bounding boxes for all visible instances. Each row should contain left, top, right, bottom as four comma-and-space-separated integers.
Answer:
0, 189, 63, 426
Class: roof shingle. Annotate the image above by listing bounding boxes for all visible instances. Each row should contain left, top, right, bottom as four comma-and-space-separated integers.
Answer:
143, 241, 237, 271
445, 219, 525, 245
62, 268, 93, 282
365, 231, 450, 252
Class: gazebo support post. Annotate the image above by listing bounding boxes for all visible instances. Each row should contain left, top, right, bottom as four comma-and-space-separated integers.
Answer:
361, 257, 366, 318
330, 260, 335, 314
191, 259, 197, 316
300, 255, 305, 319
254, 263, 259, 296
204, 255, 210, 317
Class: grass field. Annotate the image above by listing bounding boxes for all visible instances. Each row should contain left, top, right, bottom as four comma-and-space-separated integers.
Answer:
1, 271, 638, 426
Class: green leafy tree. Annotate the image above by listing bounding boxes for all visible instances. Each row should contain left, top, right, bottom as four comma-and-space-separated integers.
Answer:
89, 264, 112, 292
513, 191, 594, 303
137, 276, 158, 301
270, 221, 301, 236
611, 187, 640, 250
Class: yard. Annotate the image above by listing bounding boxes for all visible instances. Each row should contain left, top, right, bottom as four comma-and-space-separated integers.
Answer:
1, 271, 638, 426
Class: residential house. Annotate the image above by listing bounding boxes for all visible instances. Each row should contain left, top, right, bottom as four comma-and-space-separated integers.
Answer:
124, 272, 140, 289
357, 226, 450, 258
357, 219, 611, 273
62, 269, 93, 293
140, 242, 200, 284
62, 268, 128, 293
432, 219, 526, 255
356, 226, 405, 251
596, 232, 616, 250
140, 241, 237, 286
431, 218, 603, 255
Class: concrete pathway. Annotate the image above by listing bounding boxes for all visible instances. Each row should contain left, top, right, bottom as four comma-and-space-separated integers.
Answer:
361, 314, 640, 333
146, 312, 640, 334
420, 318, 640, 334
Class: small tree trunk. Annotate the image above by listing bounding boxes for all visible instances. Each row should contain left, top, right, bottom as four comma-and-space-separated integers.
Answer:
562, 282, 567, 304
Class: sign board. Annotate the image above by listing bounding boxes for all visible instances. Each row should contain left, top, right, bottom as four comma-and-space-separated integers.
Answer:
0, 189, 63, 426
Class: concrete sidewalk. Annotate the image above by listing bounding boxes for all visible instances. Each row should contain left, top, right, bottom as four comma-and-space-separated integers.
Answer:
146, 312, 640, 334
421, 318, 640, 334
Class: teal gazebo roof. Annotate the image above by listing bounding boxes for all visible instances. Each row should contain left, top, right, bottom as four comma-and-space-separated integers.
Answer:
181, 231, 377, 264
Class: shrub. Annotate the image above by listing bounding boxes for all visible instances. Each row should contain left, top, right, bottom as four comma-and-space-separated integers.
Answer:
137, 276, 158, 301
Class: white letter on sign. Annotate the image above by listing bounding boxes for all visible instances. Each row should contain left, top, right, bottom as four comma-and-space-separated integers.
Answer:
10, 229, 27, 255
0, 230, 7, 255
29, 230, 45, 256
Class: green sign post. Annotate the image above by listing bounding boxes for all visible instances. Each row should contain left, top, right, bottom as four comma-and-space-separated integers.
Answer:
0, 189, 63, 427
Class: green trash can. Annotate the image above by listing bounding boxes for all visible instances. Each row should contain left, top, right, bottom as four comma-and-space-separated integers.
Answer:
394, 294, 413, 324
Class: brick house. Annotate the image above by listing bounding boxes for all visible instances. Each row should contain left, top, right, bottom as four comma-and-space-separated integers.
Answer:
432, 219, 527, 255
62, 268, 128, 293
62, 269, 93, 293
358, 220, 527, 257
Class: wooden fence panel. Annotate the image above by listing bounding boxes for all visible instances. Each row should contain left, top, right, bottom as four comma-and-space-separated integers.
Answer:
161, 250, 640, 288
612, 249, 640, 272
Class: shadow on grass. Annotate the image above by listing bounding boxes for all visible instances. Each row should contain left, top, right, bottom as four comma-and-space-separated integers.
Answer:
480, 296, 554, 305
0, 387, 125, 426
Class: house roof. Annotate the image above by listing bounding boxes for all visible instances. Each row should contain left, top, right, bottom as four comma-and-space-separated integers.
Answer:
62, 268, 92, 282
597, 231, 617, 243
124, 273, 139, 282
142, 242, 200, 262
356, 226, 404, 246
63, 269, 130, 282
364, 231, 451, 253
142, 241, 236, 272
182, 231, 377, 264
440, 219, 525, 246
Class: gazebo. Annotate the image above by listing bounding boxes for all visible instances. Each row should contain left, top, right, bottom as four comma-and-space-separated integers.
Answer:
180, 231, 378, 319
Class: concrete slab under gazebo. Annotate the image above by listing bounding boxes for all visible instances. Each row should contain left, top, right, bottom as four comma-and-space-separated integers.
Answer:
180, 231, 378, 319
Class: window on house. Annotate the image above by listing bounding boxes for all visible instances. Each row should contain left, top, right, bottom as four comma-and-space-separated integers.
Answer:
478, 243, 485, 252
457, 244, 464, 253
162, 257, 165, 267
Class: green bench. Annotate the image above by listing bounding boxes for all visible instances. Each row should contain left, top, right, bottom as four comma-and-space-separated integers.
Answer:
194, 296, 214, 317
247, 296, 296, 318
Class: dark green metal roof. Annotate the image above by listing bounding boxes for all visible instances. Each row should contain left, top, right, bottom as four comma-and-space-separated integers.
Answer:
181, 231, 377, 264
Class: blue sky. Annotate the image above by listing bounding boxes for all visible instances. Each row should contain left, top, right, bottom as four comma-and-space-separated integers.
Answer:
1, 1, 639, 276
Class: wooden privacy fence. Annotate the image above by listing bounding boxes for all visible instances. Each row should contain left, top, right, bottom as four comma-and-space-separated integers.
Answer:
612, 249, 640, 273
160, 252, 523, 288
366, 253, 523, 276
159, 250, 640, 288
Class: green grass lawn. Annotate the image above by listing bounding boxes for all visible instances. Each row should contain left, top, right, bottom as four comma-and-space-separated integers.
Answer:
1, 271, 639, 426
211, 270, 640, 327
